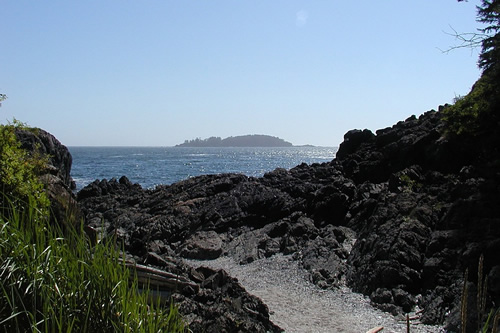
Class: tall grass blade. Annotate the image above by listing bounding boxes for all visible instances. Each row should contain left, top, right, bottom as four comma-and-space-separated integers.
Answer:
0, 195, 186, 332
461, 268, 469, 333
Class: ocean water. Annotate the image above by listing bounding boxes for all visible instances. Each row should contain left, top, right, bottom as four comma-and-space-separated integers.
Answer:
69, 146, 338, 191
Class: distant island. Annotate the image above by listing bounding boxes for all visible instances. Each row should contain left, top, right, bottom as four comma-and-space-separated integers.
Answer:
176, 135, 293, 147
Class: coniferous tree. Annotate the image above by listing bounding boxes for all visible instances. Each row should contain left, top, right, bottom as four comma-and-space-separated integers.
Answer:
477, 0, 500, 78
445, 1, 500, 136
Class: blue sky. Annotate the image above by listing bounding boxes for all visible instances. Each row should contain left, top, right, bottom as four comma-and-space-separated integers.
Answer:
1, 1, 483, 146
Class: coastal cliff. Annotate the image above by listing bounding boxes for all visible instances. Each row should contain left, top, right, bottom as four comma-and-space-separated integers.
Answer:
77, 107, 500, 331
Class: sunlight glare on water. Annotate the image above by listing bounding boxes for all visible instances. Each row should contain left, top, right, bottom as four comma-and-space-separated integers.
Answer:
69, 146, 338, 190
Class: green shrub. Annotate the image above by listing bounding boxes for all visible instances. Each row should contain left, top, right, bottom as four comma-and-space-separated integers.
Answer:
444, 73, 499, 137
398, 173, 422, 193
0, 120, 50, 217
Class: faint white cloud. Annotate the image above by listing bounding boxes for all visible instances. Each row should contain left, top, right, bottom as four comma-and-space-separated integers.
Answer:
296, 10, 308, 27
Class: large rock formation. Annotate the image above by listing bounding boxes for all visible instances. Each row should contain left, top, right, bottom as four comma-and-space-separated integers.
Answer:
77, 109, 500, 331
15, 128, 74, 188
14, 128, 80, 225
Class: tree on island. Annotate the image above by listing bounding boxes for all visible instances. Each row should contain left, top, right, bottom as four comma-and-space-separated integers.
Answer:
176, 134, 293, 147
180, 137, 223, 147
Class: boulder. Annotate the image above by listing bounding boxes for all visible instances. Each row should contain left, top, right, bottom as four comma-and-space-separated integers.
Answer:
179, 231, 224, 260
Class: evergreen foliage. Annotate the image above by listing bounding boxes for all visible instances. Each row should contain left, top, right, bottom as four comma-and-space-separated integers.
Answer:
445, 0, 500, 136
444, 73, 499, 136
477, 0, 500, 76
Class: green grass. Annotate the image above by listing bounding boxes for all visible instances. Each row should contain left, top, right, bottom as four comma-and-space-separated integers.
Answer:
0, 197, 186, 333
0, 119, 186, 332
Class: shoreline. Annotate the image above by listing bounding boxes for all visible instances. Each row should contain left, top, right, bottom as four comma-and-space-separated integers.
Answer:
185, 254, 444, 333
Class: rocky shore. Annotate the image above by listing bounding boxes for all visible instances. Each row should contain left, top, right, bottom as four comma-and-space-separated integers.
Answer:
26, 107, 500, 332
185, 254, 444, 333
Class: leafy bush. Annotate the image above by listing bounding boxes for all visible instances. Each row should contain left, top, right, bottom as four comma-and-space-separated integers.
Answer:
0, 120, 50, 217
443, 73, 499, 137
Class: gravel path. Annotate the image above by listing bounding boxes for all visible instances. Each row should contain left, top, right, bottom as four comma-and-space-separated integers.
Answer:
185, 254, 444, 333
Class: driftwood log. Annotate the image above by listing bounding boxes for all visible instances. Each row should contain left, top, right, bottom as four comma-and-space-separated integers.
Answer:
125, 261, 200, 304
365, 327, 384, 333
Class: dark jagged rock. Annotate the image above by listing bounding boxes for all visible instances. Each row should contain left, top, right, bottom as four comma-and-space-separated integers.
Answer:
336, 129, 375, 160
15, 128, 74, 188
131, 253, 282, 333
179, 231, 223, 260
77, 176, 285, 331
174, 266, 281, 333
14, 128, 81, 226
337, 111, 500, 327
76, 108, 500, 331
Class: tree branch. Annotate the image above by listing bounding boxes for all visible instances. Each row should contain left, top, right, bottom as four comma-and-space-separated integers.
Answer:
439, 25, 488, 54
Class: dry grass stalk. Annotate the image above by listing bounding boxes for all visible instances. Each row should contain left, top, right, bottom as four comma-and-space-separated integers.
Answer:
461, 268, 469, 333
478, 254, 487, 332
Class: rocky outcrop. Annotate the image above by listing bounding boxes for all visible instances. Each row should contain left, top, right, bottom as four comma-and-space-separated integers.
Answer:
336, 111, 500, 328
15, 128, 80, 225
126, 252, 282, 333
16, 128, 74, 188
77, 109, 500, 331
78, 175, 284, 331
